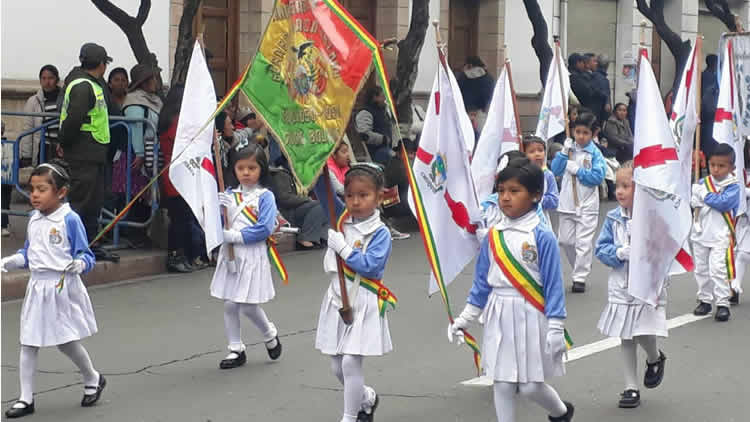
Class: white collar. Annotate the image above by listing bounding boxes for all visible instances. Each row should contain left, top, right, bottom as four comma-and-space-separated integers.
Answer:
344, 209, 383, 236
30, 203, 70, 223
711, 174, 737, 189
495, 209, 540, 232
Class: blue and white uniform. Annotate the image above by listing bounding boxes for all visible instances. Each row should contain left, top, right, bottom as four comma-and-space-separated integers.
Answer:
467, 211, 566, 382
541, 168, 559, 224
13, 203, 97, 347
550, 140, 606, 285
733, 169, 750, 294
595, 206, 667, 339
477, 193, 550, 242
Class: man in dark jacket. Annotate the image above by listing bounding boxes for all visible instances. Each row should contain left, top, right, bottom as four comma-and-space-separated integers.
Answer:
592, 55, 612, 121
569, 53, 594, 107
58, 43, 114, 258
701, 54, 720, 156
582, 53, 609, 120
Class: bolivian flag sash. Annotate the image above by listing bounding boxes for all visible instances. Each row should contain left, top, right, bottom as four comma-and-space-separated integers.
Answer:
233, 192, 289, 284
489, 229, 573, 349
704, 177, 737, 279
336, 209, 397, 317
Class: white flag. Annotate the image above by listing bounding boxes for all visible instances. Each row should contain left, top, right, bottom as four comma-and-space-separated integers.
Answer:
409, 58, 482, 295
629, 53, 693, 306
471, 65, 519, 201
714, 40, 747, 216
168, 41, 223, 254
535, 46, 570, 141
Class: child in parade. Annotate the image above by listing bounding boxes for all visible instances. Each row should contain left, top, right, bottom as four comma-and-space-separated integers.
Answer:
594, 162, 667, 408
2, 160, 105, 418
314, 162, 395, 422
550, 112, 606, 293
691, 143, 741, 321
449, 157, 574, 422
730, 144, 750, 305
212, 143, 282, 368
524, 136, 559, 223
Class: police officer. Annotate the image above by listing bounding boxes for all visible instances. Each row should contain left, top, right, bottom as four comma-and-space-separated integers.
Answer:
58, 43, 114, 260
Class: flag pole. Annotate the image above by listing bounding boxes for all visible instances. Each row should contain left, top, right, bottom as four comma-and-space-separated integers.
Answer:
324, 166, 353, 325
553, 35, 578, 207
694, 36, 704, 183
504, 46, 524, 152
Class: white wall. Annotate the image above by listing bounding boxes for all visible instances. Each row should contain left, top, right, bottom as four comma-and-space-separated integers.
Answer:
1, 0, 170, 82
505, 0, 556, 95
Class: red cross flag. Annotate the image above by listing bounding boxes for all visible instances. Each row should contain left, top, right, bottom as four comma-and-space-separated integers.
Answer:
628, 51, 693, 306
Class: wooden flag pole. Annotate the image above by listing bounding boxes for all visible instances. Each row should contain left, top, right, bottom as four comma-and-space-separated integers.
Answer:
504, 46, 524, 152
324, 165, 353, 325
694, 36, 704, 184
553, 35, 578, 207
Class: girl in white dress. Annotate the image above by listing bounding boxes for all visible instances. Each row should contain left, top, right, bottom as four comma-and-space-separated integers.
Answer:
594, 163, 667, 408
212, 143, 282, 369
450, 157, 574, 422
313, 163, 394, 422
1, 160, 105, 418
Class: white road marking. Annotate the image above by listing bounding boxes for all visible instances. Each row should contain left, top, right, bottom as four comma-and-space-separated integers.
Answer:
460, 313, 711, 387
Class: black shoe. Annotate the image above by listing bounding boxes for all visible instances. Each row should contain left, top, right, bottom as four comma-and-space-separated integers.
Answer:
548, 401, 574, 422
644, 351, 666, 389
219, 350, 247, 369
5, 401, 34, 418
357, 394, 379, 422
81, 375, 106, 407
715, 306, 731, 322
266, 337, 282, 360
92, 247, 120, 263
571, 282, 586, 293
167, 252, 193, 273
295, 242, 317, 251
618, 389, 641, 408
693, 301, 712, 316
729, 291, 740, 305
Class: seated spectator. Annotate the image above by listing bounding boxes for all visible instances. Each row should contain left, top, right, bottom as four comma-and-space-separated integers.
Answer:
269, 165, 328, 250
22, 64, 61, 166
326, 141, 351, 197
601, 102, 633, 163
355, 86, 395, 165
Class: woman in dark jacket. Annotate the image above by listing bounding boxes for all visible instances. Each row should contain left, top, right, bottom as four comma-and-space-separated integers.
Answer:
601, 103, 634, 163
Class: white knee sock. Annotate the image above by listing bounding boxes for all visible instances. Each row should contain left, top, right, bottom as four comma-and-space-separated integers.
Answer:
620, 339, 638, 390
330, 355, 345, 385
223, 301, 245, 352
340, 354, 365, 422
493, 382, 517, 422
734, 251, 750, 294
518, 382, 567, 417
636, 335, 659, 363
240, 303, 278, 345
18, 346, 39, 404
57, 341, 100, 391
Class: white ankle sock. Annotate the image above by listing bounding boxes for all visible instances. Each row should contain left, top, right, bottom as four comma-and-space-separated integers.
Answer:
518, 382, 567, 417
621, 339, 639, 390
341, 355, 365, 421
57, 341, 99, 392
223, 301, 245, 352
493, 382, 517, 421
636, 335, 659, 363
240, 303, 278, 343
18, 345, 38, 404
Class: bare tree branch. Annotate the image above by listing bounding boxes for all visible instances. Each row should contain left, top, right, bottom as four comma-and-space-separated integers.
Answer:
391, 0, 430, 126
704, 0, 739, 31
171, 0, 202, 87
135, 0, 151, 26
522, 0, 553, 88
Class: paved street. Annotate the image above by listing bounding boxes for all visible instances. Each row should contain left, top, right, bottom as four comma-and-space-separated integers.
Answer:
2, 203, 749, 422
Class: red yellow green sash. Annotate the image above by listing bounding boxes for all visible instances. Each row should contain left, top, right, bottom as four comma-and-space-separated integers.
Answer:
489, 229, 573, 349
335, 209, 397, 317
233, 192, 289, 284
704, 177, 737, 279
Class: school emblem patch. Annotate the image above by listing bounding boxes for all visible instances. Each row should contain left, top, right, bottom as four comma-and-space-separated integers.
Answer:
521, 241, 538, 264
353, 239, 363, 249
583, 158, 592, 170
421, 153, 447, 193
49, 228, 62, 245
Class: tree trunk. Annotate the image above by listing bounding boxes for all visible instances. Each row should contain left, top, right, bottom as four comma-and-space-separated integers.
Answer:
522, 0, 553, 88
171, 0, 203, 88
390, 0, 430, 128
636, 0, 692, 95
704, 0, 739, 32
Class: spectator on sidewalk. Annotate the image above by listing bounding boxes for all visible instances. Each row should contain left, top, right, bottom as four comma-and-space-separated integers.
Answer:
107, 67, 128, 107
58, 43, 116, 261
701, 54, 720, 156
355, 86, 395, 166
22, 64, 62, 166
601, 103, 634, 163
158, 85, 207, 272
583, 53, 609, 120
327, 141, 351, 197
1, 121, 9, 237
569, 53, 594, 110
269, 164, 328, 250
457, 56, 494, 131
594, 55, 612, 120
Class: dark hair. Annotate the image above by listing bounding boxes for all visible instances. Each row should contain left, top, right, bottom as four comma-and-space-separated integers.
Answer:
465, 56, 486, 68
573, 111, 598, 130
365, 85, 384, 105
568, 53, 583, 69
230, 143, 271, 187
493, 150, 526, 192
709, 143, 736, 163
614, 102, 627, 111
214, 111, 228, 135
157, 85, 185, 135
496, 157, 544, 197
522, 136, 546, 150
568, 103, 580, 116
583, 53, 596, 60
38, 64, 59, 82
107, 67, 128, 84
345, 162, 385, 191
30, 159, 71, 191
333, 141, 349, 154
706, 54, 718, 68
81, 61, 100, 70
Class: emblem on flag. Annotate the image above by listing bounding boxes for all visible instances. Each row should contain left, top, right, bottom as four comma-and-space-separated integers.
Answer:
422, 153, 447, 193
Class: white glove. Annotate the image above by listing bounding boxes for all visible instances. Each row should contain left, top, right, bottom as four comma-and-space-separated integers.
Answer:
70, 259, 87, 274
616, 245, 630, 261
218, 192, 234, 208
692, 184, 708, 201
476, 228, 489, 242
223, 229, 244, 244
565, 160, 580, 175
327, 229, 353, 259
546, 318, 567, 358
447, 304, 482, 344
563, 138, 574, 154
1, 254, 25, 272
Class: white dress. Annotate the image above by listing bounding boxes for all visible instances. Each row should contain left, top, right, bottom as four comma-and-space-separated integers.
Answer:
596, 207, 668, 339
18, 204, 98, 347
210, 186, 276, 304
315, 211, 393, 356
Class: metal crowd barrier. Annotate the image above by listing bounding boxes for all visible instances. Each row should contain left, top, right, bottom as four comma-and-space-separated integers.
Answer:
1, 111, 160, 249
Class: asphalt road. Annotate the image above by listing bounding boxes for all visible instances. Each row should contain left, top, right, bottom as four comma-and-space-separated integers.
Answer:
2, 203, 749, 422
